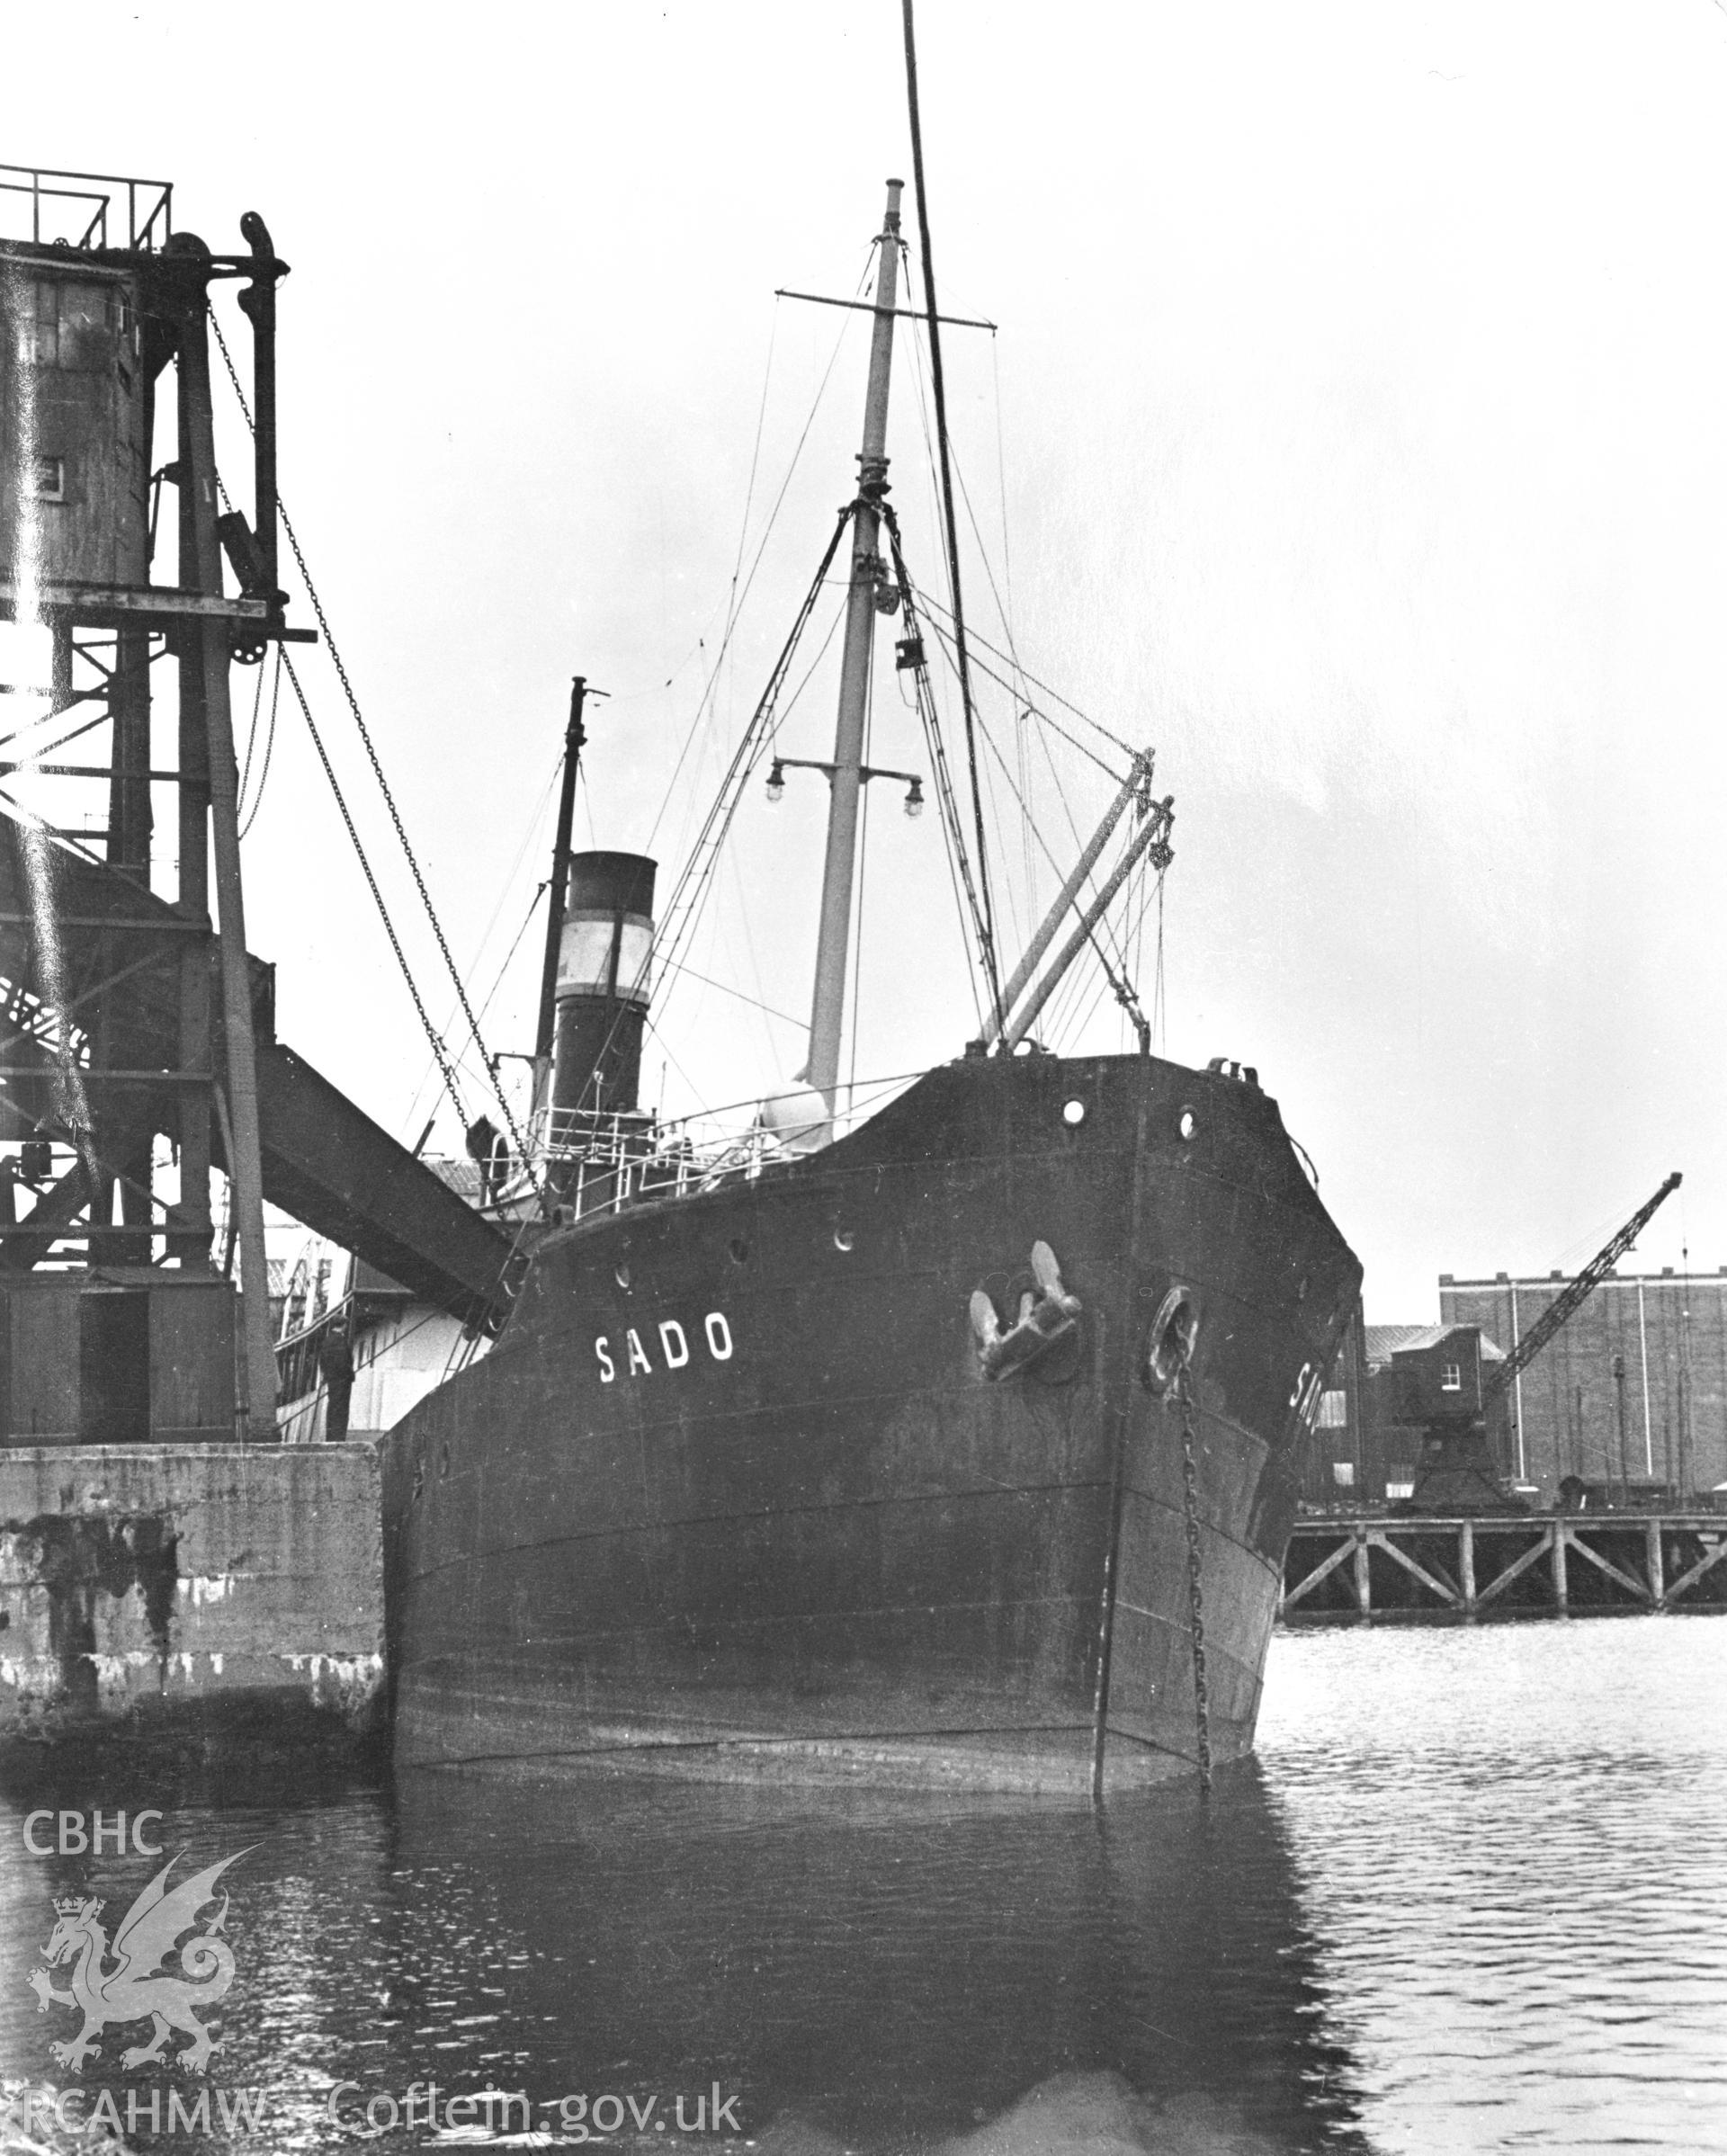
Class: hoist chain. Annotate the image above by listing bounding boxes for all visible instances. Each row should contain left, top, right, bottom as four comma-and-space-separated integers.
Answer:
1173, 1361, 1213, 1792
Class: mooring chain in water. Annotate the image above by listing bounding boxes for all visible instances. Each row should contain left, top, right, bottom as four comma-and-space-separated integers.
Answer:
1173, 1361, 1214, 1791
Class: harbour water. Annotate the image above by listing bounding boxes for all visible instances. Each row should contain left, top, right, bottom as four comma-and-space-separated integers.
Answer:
1, 1617, 1722, 2154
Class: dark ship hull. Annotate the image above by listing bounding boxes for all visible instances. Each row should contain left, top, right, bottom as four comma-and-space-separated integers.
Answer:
382, 1048, 1360, 1792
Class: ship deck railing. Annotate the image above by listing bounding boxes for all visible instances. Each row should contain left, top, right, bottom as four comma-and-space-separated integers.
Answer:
517, 1072, 923, 1224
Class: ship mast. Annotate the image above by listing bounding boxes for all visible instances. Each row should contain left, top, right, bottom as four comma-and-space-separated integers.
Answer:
533, 675, 588, 1093
804, 179, 903, 1112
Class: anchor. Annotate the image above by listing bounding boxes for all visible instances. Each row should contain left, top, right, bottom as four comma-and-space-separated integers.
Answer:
970, 1240, 1082, 1382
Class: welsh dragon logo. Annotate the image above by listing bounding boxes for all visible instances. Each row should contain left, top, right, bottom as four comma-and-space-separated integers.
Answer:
27, 1849, 248, 2075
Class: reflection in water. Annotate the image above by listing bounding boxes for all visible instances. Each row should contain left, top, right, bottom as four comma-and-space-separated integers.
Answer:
9, 1621, 1723, 2154
390, 1765, 1360, 2150
0, 1756, 1361, 2154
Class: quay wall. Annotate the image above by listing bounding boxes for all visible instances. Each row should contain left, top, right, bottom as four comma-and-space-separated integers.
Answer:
0, 1443, 384, 1740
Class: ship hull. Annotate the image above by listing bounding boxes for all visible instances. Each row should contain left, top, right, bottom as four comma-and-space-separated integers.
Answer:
382, 1051, 1360, 1792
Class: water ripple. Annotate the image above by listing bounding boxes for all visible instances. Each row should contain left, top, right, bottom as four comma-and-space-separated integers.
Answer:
0, 1619, 1721, 2152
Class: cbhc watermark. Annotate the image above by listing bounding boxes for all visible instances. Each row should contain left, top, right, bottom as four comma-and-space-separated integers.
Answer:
22, 1811, 164, 1856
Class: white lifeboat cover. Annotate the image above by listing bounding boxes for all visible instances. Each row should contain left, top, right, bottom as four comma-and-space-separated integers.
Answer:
756, 1087, 832, 1154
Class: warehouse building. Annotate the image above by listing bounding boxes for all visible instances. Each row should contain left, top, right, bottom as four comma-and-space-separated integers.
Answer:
1301, 1266, 1726, 1508
1439, 1269, 1725, 1501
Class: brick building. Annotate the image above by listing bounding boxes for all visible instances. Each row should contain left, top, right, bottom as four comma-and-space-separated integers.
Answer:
1302, 1311, 1518, 1506
1438, 1269, 1727, 1501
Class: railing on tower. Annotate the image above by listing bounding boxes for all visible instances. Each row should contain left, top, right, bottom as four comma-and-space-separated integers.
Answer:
0, 163, 173, 251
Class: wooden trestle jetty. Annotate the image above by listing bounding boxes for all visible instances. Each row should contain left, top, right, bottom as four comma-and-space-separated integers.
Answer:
1282, 1514, 1727, 1622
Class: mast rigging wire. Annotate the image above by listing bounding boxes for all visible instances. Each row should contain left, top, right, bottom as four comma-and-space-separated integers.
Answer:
1023, 684, 1132, 980
891, 646, 989, 1035
901, 0, 1004, 1030
401, 748, 567, 1141
209, 308, 529, 1167
643, 260, 869, 864
896, 300, 1030, 955
926, 364, 1040, 917
510, 510, 855, 1142
910, 581, 1135, 758
1041, 852, 1158, 1055
658, 946, 804, 1031
646, 509, 855, 1033
767, 602, 847, 751
902, 307, 1034, 726
881, 507, 993, 1022
719, 847, 794, 1064
917, 603, 1122, 782
969, 699, 1158, 1049
279, 650, 470, 1130
728, 308, 781, 624
848, 638, 873, 1105
890, 482, 1154, 1045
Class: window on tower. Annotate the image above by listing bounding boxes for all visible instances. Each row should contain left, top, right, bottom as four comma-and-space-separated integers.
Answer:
55, 282, 112, 370
24, 280, 112, 371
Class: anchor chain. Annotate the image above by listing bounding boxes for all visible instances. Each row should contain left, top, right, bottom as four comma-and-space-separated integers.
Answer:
1173, 1361, 1213, 1791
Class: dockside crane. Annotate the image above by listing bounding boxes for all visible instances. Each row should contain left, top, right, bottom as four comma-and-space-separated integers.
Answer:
1409, 1171, 1683, 1511
1482, 1172, 1682, 1417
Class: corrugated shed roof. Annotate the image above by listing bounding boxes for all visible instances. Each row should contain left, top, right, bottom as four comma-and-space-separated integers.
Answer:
1365, 1323, 1445, 1364
1364, 1323, 1506, 1368
425, 1156, 486, 1203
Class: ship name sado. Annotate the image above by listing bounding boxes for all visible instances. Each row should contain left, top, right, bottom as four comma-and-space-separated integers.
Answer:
595, 1313, 734, 1382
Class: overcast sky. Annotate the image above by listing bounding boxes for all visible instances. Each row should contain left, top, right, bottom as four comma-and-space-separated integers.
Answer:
7, 0, 1727, 1319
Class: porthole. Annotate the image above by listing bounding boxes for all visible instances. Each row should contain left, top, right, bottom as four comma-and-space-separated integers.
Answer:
1062, 1098, 1086, 1127
1177, 1107, 1196, 1142
613, 1262, 631, 1292
834, 1227, 856, 1253
728, 1237, 750, 1266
